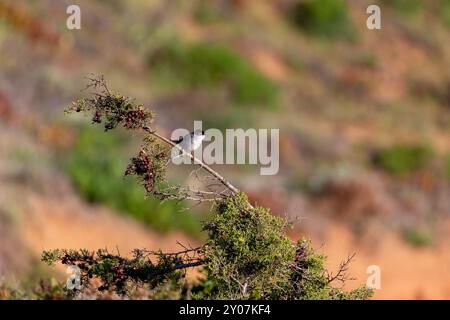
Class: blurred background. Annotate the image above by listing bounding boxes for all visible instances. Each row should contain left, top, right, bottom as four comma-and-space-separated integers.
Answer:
0, 0, 450, 299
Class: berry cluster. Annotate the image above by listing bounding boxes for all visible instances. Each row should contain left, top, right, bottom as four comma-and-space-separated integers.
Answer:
88, 102, 151, 131
125, 150, 155, 193
123, 109, 147, 129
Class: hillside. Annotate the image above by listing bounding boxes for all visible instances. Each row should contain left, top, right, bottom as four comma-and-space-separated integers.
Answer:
0, 0, 450, 299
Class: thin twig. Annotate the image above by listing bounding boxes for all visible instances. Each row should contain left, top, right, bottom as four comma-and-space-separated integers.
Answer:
327, 253, 356, 284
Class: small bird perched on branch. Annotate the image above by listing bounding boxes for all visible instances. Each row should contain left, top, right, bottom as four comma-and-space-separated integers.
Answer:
171, 130, 206, 161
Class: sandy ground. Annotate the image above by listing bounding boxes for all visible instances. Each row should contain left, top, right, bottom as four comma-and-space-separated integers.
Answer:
21, 193, 196, 257
303, 222, 450, 299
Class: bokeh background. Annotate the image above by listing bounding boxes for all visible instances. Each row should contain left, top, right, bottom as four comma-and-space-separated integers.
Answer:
1, 0, 450, 299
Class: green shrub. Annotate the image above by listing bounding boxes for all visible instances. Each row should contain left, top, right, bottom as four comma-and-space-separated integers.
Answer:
445, 154, 450, 179
382, 0, 450, 28
64, 126, 201, 236
381, 0, 424, 16
440, 0, 450, 28
289, 0, 354, 39
373, 144, 432, 176
193, 193, 372, 300
402, 226, 434, 247
148, 42, 278, 107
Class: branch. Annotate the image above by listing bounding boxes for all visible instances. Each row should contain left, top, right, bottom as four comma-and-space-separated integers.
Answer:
143, 126, 240, 194
327, 253, 356, 285
68, 75, 251, 207
151, 259, 207, 277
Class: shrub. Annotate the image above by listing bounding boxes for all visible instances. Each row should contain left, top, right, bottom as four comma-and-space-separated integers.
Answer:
440, 0, 450, 28
42, 76, 372, 300
381, 0, 424, 16
382, 0, 450, 28
197, 193, 295, 299
402, 226, 434, 248
445, 154, 450, 179
372, 144, 432, 176
194, 193, 372, 299
148, 42, 278, 107
288, 0, 354, 39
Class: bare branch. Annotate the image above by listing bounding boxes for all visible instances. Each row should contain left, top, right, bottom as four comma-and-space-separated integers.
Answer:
143, 127, 240, 194
327, 253, 356, 285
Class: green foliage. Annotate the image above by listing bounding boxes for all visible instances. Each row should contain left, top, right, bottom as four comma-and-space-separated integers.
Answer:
64, 126, 201, 236
382, 0, 450, 28
42, 248, 187, 296
445, 154, 450, 179
199, 193, 295, 299
288, 239, 371, 300
148, 42, 278, 107
373, 144, 432, 176
402, 227, 434, 247
289, 0, 354, 39
440, 0, 450, 28
194, 193, 373, 300
382, 0, 424, 16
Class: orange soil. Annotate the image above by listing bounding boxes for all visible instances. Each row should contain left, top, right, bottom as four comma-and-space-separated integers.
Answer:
18, 192, 198, 275
298, 221, 450, 300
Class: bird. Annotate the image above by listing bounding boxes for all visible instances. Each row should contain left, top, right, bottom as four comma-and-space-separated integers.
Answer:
170, 130, 206, 161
